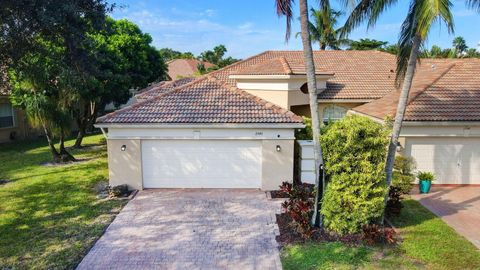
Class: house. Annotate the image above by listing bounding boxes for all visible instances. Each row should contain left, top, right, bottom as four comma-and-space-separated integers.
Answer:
96, 50, 480, 190
166, 59, 215, 80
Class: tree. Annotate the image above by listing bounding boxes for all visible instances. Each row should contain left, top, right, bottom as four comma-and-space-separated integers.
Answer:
297, 6, 348, 50
382, 44, 400, 55
10, 39, 78, 162
342, 0, 454, 223
347, 38, 388, 50
429, 45, 443, 58
158, 48, 195, 61
0, 0, 112, 64
452, 36, 468, 57
199, 45, 240, 68
73, 18, 167, 148
277, 0, 329, 227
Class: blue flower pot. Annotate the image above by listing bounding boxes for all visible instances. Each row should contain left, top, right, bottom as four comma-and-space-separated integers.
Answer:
419, 180, 432, 193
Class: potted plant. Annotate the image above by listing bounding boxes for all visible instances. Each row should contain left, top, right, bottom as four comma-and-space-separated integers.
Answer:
417, 171, 435, 194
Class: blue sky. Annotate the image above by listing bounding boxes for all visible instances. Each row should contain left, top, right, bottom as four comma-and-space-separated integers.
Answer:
111, 0, 480, 59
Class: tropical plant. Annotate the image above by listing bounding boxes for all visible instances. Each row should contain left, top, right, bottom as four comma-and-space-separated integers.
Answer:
296, 6, 348, 50
452, 36, 468, 57
198, 45, 239, 68
276, 0, 329, 227
320, 115, 389, 235
347, 38, 388, 50
158, 48, 195, 61
417, 171, 435, 182
341, 0, 455, 224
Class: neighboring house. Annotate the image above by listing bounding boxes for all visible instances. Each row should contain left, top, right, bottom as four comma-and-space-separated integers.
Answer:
0, 88, 38, 143
166, 59, 215, 80
96, 50, 480, 190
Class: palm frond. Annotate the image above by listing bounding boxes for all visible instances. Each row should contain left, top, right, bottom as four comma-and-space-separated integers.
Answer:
466, 0, 480, 12
396, 0, 418, 85
276, 0, 295, 41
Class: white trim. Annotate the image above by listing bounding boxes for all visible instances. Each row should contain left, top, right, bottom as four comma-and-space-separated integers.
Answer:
318, 99, 374, 103
95, 123, 305, 129
107, 136, 296, 140
229, 74, 334, 80
403, 121, 480, 126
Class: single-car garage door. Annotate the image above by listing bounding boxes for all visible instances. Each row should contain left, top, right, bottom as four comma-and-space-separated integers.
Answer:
142, 140, 262, 188
406, 137, 480, 184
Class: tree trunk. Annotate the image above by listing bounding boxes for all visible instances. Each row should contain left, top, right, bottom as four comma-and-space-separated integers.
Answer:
42, 124, 61, 163
73, 101, 98, 148
59, 127, 76, 162
383, 34, 422, 218
299, 0, 325, 227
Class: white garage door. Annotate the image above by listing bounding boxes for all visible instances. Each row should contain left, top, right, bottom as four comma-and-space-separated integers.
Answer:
407, 137, 480, 184
142, 140, 262, 188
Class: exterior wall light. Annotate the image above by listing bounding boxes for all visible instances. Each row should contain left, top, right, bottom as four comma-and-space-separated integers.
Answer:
276, 145, 282, 152
121, 145, 127, 151
396, 142, 403, 152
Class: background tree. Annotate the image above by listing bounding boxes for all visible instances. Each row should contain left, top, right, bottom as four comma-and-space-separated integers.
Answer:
452, 36, 468, 57
73, 18, 168, 148
347, 38, 388, 50
342, 0, 454, 224
199, 45, 240, 68
158, 48, 195, 61
297, 6, 348, 50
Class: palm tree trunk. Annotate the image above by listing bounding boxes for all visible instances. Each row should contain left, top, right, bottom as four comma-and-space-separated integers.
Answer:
383, 34, 422, 215
299, 0, 325, 227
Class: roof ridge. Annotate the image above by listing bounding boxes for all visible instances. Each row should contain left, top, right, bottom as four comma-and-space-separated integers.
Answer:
206, 74, 303, 123
406, 62, 457, 106
279, 56, 293, 74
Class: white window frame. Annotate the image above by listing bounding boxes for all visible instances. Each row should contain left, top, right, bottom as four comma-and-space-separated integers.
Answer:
323, 105, 347, 123
0, 102, 15, 129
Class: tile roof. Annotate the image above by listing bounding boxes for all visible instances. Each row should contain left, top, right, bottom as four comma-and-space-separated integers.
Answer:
97, 75, 303, 124
167, 59, 215, 80
135, 77, 196, 100
353, 59, 480, 122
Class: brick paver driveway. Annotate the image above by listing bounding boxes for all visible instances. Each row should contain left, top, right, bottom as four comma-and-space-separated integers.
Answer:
77, 189, 283, 270
411, 186, 480, 249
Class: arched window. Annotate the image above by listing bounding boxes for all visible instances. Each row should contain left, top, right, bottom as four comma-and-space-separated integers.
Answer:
323, 105, 347, 123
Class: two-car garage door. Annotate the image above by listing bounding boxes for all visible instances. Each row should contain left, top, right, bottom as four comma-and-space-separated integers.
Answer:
407, 137, 480, 184
142, 140, 262, 188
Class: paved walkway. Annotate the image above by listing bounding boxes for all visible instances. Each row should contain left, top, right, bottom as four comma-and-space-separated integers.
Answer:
411, 186, 480, 249
77, 189, 283, 270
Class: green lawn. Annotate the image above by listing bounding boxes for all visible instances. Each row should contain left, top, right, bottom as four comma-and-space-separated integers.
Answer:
282, 199, 480, 270
0, 135, 126, 270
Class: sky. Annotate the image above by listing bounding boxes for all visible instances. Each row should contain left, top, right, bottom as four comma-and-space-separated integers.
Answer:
111, 0, 480, 59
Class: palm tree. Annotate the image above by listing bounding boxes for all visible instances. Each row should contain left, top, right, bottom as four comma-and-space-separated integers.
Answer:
452, 36, 468, 57
341, 0, 454, 222
276, 0, 326, 227
297, 6, 347, 50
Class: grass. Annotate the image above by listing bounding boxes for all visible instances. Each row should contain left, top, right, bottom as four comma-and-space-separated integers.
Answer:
0, 135, 126, 270
282, 199, 480, 270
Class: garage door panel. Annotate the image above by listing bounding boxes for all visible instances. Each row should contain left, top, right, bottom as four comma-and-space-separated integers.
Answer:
142, 140, 262, 188
407, 138, 480, 184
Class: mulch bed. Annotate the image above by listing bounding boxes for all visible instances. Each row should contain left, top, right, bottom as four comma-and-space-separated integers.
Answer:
275, 213, 363, 247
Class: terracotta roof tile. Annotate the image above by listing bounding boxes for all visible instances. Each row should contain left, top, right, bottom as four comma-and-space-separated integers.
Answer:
353, 59, 480, 122
135, 77, 196, 100
97, 75, 303, 124
167, 59, 215, 80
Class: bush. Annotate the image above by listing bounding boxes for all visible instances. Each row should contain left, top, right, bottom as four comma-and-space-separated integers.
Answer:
279, 182, 315, 238
320, 115, 389, 235
387, 156, 415, 216
295, 117, 313, 140
417, 171, 435, 182
362, 224, 397, 245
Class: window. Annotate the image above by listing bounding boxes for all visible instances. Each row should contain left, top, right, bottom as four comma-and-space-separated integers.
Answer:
323, 105, 347, 123
0, 103, 14, 128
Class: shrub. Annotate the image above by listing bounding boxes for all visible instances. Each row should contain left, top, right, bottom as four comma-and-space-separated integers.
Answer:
417, 171, 435, 182
362, 224, 397, 245
320, 115, 389, 235
387, 156, 415, 216
295, 117, 313, 140
279, 181, 315, 238
394, 156, 416, 175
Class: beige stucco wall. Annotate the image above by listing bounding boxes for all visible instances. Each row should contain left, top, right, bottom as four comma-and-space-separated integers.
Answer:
261, 139, 294, 190
107, 139, 143, 190
106, 137, 295, 191
244, 89, 289, 109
